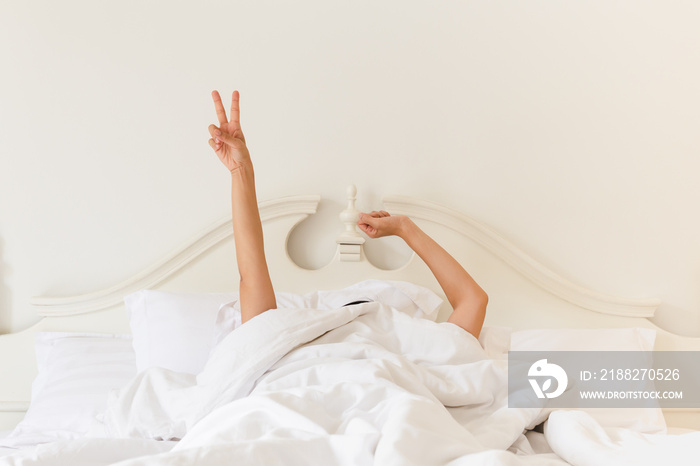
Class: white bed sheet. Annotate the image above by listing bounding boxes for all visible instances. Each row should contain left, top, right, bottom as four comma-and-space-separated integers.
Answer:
0, 438, 176, 465
0, 432, 16, 459
544, 410, 700, 466
520, 414, 700, 466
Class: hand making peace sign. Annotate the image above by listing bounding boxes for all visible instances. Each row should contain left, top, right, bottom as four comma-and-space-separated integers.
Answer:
208, 90, 251, 172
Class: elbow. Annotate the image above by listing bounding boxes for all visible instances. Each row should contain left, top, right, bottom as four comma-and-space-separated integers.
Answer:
472, 289, 488, 327
463, 287, 488, 315
453, 287, 489, 319
477, 288, 488, 313
448, 288, 488, 338
471, 289, 488, 334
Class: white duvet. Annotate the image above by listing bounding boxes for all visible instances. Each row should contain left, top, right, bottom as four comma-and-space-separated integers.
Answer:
3, 303, 699, 465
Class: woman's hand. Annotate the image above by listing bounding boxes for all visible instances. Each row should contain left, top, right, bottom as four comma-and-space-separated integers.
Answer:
208, 90, 251, 172
357, 211, 409, 239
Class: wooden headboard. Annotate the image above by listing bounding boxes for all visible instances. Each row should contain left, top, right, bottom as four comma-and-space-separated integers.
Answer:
1, 185, 698, 430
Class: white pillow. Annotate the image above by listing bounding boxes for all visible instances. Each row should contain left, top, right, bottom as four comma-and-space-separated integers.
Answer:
125, 290, 309, 375
125, 290, 240, 375
0, 333, 135, 448
510, 327, 665, 434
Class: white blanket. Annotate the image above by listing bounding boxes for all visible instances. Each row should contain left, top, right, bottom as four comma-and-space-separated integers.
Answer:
103, 303, 552, 465
4, 303, 698, 465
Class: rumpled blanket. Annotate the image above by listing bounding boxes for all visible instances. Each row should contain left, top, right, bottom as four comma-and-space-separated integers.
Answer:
6, 303, 697, 465
103, 303, 548, 464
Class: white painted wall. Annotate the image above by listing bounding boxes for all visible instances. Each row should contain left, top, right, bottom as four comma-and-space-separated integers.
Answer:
1, 1, 698, 335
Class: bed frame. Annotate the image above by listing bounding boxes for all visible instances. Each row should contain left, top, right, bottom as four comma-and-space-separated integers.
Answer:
1, 186, 698, 431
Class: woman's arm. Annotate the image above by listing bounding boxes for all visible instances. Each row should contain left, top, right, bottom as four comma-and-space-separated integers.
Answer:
208, 90, 276, 323
358, 211, 488, 338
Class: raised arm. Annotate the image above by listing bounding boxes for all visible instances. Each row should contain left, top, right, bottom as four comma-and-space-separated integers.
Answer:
208, 90, 276, 323
358, 211, 488, 338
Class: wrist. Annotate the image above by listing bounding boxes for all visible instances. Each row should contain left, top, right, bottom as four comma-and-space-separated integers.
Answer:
230, 160, 254, 179
397, 216, 417, 241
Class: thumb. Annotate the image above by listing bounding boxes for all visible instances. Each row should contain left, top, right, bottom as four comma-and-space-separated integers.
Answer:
357, 214, 375, 236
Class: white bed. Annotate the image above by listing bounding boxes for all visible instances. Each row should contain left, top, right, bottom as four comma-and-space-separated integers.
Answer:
0, 185, 698, 465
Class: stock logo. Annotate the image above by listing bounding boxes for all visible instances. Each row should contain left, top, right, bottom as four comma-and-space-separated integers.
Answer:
528, 359, 568, 399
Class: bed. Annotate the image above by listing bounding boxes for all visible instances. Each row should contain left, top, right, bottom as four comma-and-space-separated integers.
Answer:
0, 185, 698, 465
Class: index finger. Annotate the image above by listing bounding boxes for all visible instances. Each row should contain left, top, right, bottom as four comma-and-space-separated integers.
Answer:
211, 90, 228, 126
